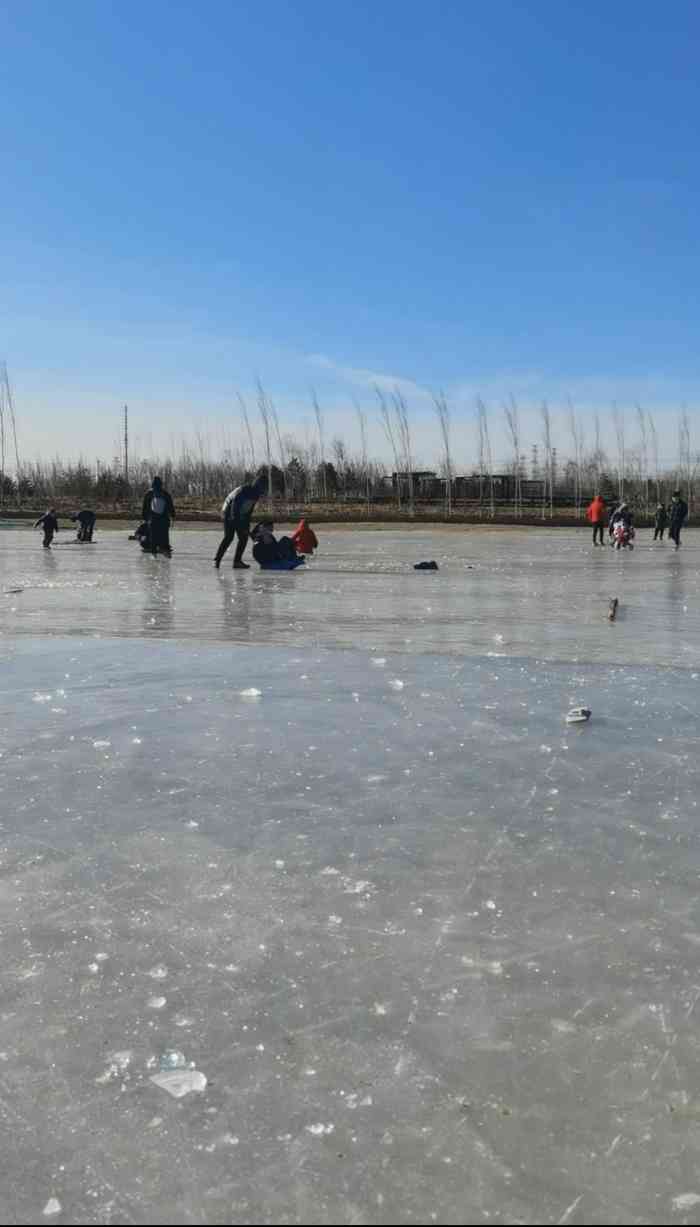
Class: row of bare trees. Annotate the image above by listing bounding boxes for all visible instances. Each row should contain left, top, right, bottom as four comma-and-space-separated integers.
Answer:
2, 387, 698, 517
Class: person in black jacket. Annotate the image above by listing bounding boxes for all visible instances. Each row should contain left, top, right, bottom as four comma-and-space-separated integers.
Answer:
141, 476, 175, 556
33, 509, 59, 548
669, 490, 688, 550
214, 476, 268, 569
71, 509, 96, 541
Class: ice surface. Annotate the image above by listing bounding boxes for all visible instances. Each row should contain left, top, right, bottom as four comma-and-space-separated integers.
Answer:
1, 526, 700, 1223
1, 523, 700, 665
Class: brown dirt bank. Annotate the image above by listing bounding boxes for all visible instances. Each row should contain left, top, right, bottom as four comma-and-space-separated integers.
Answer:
0, 501, 668, 529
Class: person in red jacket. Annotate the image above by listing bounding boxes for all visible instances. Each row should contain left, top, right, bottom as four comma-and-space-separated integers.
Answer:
291, 518, 318, 556
585, 495, 606, 545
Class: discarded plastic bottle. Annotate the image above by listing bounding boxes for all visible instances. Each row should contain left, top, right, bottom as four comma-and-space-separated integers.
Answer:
159, 1049, 187, 1071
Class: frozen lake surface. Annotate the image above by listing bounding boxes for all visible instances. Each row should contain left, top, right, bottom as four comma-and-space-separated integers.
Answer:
2, 527, 700, 1224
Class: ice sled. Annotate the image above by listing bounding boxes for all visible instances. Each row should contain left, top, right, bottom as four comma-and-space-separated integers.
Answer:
258, 557, 306, 571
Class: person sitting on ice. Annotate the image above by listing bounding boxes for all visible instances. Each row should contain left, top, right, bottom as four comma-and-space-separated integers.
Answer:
250, 521, 297, 566
71, 509, 96, 541
290, 517, 318, 556
128, 521, 149, 544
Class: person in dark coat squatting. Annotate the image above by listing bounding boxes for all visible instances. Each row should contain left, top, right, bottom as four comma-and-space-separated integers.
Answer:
33, 509, 59, 548
71, 509, 96, 541
141, 476, 175, 556
214, 476, 267, 569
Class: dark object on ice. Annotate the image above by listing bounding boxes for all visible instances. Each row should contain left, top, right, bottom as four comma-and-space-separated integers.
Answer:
129, 521, 148, 543
566, 707, 592, 724
259, 557, 306, 571
608, 597, 619, 622
414, 560, 439, 570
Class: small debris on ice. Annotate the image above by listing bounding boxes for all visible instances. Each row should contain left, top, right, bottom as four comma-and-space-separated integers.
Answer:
150, 1069, 207, 1098
306, 1122, 334, 1136
240, 687, 261, 698
672, 1193, 700, 1212
42, 1198, 62, 1217
96, 1051, 132, 1084
159, 1049, 186, 1070
566, 707, 591, 724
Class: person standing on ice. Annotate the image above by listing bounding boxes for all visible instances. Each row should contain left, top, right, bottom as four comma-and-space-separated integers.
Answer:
585, 494, 606, 545
669, 490, 688, 550
214, 475, 267, 569
653, 503, 668, 541
33, 508, 59, 548
141, 476, 175, 557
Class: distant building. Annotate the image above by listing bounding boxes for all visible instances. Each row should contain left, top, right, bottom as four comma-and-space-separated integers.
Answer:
391, 471, 441, 497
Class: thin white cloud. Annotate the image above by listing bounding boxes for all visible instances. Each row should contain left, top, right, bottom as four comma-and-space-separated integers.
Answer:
304, 352, 430, 401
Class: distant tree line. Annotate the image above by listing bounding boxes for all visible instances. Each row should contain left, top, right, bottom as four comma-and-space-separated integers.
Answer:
1, 392, 697, 517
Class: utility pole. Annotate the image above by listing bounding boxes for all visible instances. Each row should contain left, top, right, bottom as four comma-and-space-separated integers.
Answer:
123, 404, 129, 488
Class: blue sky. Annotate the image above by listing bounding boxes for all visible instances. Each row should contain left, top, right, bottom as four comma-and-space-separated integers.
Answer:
2, 0, 699, 468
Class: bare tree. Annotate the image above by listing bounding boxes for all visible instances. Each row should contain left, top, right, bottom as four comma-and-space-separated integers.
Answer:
612, 403, 625, 501
540, 401, 553, 519
256, 379, 273, 512
679, 408, 693, 511
648, 412, 660, 503
376, 387, 402, 509
392, 390, 414, 516
503, 395, 522, 517
236, 391, 256, 473
567, 399, 585, 517
476, 398, 495, 517
312, 390, 327, 500
0, 374, 5, 508
636, 405, 649, 515
267, 395, 289, 509
0, 363, 21, 505
433, 391, 453, 516
354, 400, 371, 515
